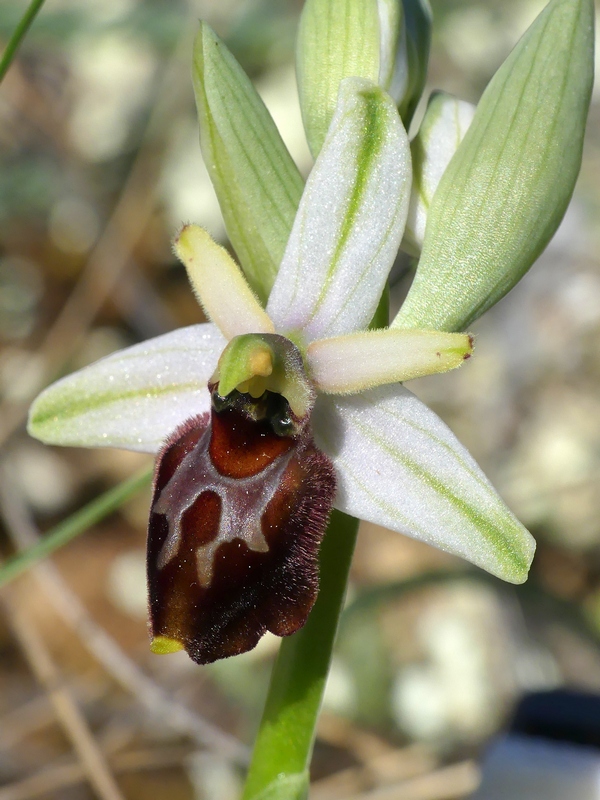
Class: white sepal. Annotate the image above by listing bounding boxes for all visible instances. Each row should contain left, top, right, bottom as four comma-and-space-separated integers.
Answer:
27, 324, 225, 453
267, 78, 411, 343
307, 328, 472, 394
403, 92, 475, 255
174, 225, 274, 340
313, 385, 535, 583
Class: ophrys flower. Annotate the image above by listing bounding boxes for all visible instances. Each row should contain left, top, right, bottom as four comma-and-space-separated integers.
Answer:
28, 79, 534, 664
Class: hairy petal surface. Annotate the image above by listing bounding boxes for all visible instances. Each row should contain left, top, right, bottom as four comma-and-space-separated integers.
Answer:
268, 78, 410, 343
174, 225, 274, 340
27, 325, 225, 453
307, 328, 472, 394
313, 386, 535, 583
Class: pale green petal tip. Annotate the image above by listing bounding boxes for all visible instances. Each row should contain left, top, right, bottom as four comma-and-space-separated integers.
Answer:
27, 402, 46, 443
495, 530, 536, 585
28, 387, 68, 445
151, 636, 185, 655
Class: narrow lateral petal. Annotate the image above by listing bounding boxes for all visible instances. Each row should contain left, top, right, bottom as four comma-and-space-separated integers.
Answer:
267, 78, 410, 343
174, 225, 274, 340
307, 329, 472, 394
313, 386, 535, 583
27, 325, 225, 453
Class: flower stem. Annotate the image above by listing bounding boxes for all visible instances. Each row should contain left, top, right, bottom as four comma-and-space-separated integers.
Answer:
242, 287, 388, 799
0, 0, 47, 83
241, 510, 359, 800
0, 464, 153, 588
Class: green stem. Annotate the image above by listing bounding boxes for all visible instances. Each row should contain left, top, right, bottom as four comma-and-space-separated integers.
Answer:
0, 0, 47, 83
0, 464, 153, 588
242, 510, 359, 800
242, 284, 389, 799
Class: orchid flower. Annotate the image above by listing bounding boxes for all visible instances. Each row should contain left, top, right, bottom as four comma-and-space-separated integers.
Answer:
28, 78, 535, 665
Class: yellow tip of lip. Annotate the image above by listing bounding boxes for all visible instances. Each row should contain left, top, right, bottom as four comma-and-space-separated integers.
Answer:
151, 636, 184, 655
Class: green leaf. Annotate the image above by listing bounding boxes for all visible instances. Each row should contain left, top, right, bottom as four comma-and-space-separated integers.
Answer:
0, 465, 153, 588
393, 0, 594, 333
192, 23, 304, 303
296, 0, 382, 156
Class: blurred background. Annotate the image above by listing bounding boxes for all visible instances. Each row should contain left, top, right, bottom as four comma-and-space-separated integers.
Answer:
1, 0, 599, 797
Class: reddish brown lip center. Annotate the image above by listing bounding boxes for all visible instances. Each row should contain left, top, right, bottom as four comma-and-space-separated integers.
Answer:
209, 406, 293, 479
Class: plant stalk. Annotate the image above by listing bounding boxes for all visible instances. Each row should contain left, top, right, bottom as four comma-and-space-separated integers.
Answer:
241, 509, 359, 800
0, 0, 47, 83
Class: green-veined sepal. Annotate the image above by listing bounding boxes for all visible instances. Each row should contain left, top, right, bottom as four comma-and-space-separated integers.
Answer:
314, 386, 535, 584
393, 0, 594, 333
268, 78, 411, 343
27, 325, 224, 453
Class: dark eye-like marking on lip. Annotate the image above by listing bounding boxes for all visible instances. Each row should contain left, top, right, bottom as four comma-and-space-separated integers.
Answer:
147, 387, 336, 665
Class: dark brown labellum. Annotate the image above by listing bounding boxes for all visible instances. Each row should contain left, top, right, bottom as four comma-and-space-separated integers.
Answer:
147, 389, 336, 664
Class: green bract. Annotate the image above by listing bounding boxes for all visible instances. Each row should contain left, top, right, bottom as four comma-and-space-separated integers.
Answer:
296, 0, 407, 156
192, 24, 304, 302
393, 0, 594, 334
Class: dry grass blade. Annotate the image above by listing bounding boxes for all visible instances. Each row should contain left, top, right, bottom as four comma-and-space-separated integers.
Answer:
346, 760, 480, 800
0, 462, 249, 765
0, 592, 126, 800
0, 11, 196, 450
0, 744, 194, 800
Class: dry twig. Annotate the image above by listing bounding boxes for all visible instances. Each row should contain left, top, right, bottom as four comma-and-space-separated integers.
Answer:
0, 592, 126, 800
0, 462, 250, 766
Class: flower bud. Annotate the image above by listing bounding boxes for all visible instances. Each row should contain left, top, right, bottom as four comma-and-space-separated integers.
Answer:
402, 92, 475, 256
297, 0, 430, 155
392, 0, 433, 126
394, 0, 594, 333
